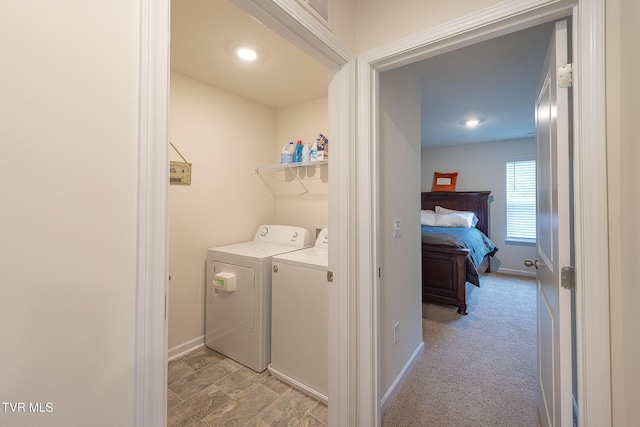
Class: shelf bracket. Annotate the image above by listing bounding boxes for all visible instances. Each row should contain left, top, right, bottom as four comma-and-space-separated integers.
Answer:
285, 165, 309, 194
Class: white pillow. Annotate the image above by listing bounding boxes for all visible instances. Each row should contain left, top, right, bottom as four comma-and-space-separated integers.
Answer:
435, 206, 479, 227
433, 212, 474, 228
420, 210, 436, 226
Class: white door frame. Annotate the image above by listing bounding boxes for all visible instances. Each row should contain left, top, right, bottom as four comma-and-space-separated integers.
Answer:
356, 0, 610, 426
136, 0, 170, 425
136, 0, 355, 426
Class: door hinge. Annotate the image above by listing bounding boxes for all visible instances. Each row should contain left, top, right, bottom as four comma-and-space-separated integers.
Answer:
561, 266, 576, 290
558, 63, 573, 88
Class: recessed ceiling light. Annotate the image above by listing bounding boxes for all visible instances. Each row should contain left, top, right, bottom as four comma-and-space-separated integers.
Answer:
465, 119, 481, 127
237, 47, 257, 61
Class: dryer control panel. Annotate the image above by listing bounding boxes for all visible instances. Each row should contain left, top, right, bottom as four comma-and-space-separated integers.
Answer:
315, 228, 329, 249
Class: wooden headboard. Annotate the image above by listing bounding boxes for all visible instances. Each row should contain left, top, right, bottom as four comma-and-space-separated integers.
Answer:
421, 191, 491, 237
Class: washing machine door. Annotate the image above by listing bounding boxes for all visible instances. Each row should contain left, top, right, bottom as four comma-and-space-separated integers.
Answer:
208, 261, 255, 329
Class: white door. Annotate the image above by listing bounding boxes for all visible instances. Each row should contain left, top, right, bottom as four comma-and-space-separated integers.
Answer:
530, 20, 573, 427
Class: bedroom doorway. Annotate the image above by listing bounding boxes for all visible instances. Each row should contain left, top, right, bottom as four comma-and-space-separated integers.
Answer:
377, 20, 561, 424
358, 1, 610, 425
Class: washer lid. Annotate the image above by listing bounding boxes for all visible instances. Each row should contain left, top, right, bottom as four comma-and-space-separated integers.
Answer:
208, 241, 306, 261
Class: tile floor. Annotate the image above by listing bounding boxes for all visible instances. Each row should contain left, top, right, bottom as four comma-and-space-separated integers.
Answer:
167, 346, 328, 427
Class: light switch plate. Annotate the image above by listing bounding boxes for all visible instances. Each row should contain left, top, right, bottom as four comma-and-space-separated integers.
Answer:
393, 220, 401, 238
394, 322, 400, 345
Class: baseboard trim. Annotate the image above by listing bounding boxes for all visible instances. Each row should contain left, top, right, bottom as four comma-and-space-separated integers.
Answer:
268, 364, 328, 405
167, 335, 205, 361
494, 267, 536, 278
380, 341, 425, 415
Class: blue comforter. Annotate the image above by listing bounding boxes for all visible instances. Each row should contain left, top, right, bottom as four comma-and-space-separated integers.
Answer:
421, 225, 498, 286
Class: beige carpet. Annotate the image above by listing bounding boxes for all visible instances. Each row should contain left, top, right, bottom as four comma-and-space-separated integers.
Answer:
382, 273, 540, 427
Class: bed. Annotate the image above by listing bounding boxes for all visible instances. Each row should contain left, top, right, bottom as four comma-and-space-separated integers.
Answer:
421, 191, 498, 314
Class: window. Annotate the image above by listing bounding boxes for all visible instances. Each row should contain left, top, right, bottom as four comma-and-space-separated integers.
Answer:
506, 160, 536, 244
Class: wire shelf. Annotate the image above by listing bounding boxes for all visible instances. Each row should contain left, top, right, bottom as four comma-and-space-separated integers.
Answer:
255, 161, 328, 197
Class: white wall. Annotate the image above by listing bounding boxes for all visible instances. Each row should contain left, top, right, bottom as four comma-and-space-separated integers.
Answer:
273, 97, 329, 235
169, 74, 328, 351
353, 0, 576, 54
607, 0, 640, 424
353, 0, 582, 54
169, 73, 277, 349
0, 1, 139, 426
329, 0, 356, 53
378, 66, 424, 403
421, 139, 537, 276
355, 0, 501, 53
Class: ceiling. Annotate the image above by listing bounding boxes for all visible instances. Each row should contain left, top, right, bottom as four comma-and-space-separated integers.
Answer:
171, 0, 328, 109
171, 0, 555, 147
408, 22, 555, 148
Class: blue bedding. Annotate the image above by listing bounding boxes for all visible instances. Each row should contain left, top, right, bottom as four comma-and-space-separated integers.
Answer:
421, 225, 498, 286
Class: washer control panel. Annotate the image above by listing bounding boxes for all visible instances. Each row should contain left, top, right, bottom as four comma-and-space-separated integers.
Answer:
252, 225, 312, 248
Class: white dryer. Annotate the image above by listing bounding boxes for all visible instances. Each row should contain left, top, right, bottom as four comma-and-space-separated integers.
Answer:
269, 228, 329, 403
205, 225, 312, 373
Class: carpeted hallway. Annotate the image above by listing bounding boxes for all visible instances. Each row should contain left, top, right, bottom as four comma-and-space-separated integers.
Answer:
382, 273, 540, 427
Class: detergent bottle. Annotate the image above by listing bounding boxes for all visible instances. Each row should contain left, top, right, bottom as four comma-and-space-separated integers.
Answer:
293, 140, 303, 163
302, 141, 310, 163
310, 140, 318, 161
280, 141, 295, 164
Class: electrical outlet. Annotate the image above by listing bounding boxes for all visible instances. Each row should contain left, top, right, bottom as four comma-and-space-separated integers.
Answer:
394, 322, 400, 345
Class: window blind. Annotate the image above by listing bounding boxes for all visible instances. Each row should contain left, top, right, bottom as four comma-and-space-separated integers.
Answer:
506, 160, 536, 243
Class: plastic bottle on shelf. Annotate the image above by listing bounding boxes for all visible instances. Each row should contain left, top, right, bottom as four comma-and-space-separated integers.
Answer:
302, 141, 310, 163
293, 140, 303, 163
310, 141, 318, 161
280, 142, 295, 164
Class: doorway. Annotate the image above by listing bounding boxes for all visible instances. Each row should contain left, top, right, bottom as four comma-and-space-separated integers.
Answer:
356, 1, 610, 425
376, 19, 559, 424
165, 0, 353, 426
167, 0, 329, 361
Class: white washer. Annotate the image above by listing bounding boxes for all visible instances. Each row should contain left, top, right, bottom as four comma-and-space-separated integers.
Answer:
269, 228, 329, 403
206, 225, 312, 372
